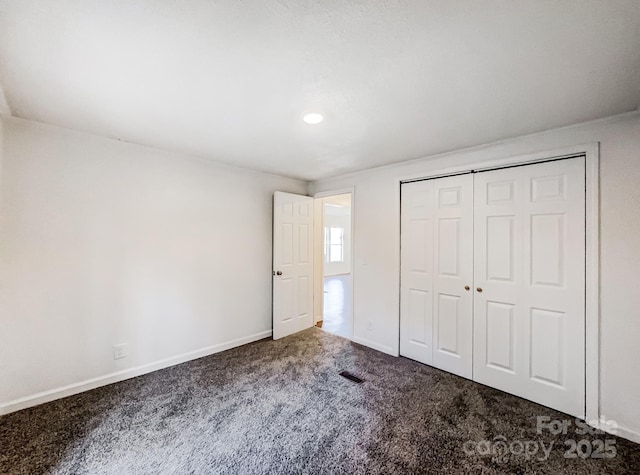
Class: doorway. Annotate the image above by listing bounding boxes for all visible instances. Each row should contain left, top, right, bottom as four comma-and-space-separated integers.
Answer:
314, 193, 352, 339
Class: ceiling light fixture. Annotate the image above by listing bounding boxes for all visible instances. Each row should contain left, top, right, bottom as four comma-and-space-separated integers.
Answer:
303, 113, 324, 125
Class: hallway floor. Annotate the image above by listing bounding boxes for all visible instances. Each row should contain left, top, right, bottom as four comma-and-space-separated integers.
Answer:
317, 274, 351, 339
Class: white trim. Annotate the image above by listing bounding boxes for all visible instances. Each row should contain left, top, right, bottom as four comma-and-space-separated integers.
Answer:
313, 197, 325, 325
352, 336, 395, 356
0, 81, 11, 117
313, 187, 355, 342
396, 143, 595, 184
314, 110, 637, 184
0, 330, 272, 416
587, 418, 640, 445
392, 177, 402, 357
584, 143, 600, 425
397, 142, 600, 422
607, 424, 640, 445
314, 187, 355, 199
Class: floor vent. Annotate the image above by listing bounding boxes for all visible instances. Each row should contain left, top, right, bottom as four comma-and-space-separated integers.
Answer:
339, 371, 364, 384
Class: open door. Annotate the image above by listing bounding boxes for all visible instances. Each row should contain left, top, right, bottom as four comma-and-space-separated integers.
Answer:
273, 192, 314, 339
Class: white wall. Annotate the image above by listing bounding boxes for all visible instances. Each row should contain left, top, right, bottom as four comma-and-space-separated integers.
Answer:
0, 118, 307, 412
311, 111, 640, 442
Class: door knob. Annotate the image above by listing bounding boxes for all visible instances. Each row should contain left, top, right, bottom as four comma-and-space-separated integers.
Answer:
476, 287, 483, 293
276, 271, 283, 276
464, 285, 470, 291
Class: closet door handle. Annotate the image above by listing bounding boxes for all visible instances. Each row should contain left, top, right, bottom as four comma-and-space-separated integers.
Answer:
464, 286, 470, 291
476, 287, 483, 293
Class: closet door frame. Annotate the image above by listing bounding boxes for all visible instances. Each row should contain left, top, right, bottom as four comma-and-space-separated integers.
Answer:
396, 142, 600, 426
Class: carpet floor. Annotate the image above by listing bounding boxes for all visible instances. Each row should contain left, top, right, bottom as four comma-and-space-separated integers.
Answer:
1, 328, 639, 474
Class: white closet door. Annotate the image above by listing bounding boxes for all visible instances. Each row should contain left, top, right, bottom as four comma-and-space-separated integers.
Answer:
401, 174, 474, 378
473, 157, 585, 418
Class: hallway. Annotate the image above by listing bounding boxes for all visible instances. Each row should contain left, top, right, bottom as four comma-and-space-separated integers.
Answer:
318, 275, 351, 339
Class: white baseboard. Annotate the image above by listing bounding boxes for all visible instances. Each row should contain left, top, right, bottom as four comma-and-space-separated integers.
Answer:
352, 336, 395, 356
0, 330, 272, 416
586, 418, 640, 445
601, 422, 640, 445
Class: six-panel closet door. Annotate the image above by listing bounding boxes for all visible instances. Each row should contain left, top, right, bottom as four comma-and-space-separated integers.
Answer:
400, 157, 586, 418
473, 158, 585, 418
400, 174, 474, 378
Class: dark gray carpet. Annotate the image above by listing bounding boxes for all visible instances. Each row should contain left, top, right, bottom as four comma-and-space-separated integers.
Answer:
1, 328, 639, 474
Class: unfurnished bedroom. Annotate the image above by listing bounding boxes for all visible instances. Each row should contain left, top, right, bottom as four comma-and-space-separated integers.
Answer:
0, 1, 639, 474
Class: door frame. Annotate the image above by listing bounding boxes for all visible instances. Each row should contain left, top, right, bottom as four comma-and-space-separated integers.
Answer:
397, 142, 600, 425
313, 187, 355, 341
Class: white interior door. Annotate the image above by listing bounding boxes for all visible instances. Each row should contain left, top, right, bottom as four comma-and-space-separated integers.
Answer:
273, 191, 314, 340
401, 174, 474, 378
473, 157, 585, 418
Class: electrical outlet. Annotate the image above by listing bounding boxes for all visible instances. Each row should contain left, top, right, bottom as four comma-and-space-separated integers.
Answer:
114, 343, 128, 360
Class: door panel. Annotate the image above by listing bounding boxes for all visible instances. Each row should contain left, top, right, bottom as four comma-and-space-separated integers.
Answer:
473, 157, 585, 418
273, 192, 314, 339
401, 175, 473, 378
530, 307, 565, 386
408, 289, 429, 344
485, 300, 515, 372
486, 216, 514, 282
530, 213, 564, 286
436, 293, 460, 355
437, 218, 460, 276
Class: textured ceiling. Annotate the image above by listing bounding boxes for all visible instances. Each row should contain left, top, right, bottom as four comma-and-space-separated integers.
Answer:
0, 0, 638, 180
